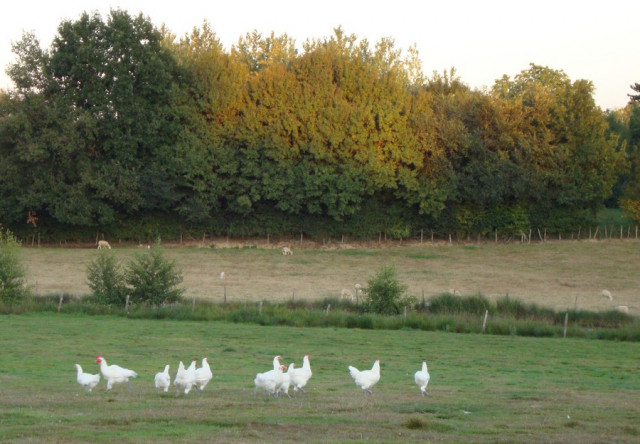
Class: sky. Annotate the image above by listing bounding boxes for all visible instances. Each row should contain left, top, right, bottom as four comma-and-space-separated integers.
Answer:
1, 0, 638, 110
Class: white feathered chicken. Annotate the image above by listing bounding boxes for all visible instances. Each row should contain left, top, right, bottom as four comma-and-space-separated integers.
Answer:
95, 355, 138, 391
288, 353, 313, 395
174, 358, 197, 395
195, 356, 213, 393
154, 364, 171, 393
254, 355, 284, 396
277, 364, 293, 398
414, 361, 430, 396
74, 364, 100, 392
348, 358, 380, 396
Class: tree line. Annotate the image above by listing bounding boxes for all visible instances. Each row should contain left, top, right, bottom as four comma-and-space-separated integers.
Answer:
0, 9, 637, 243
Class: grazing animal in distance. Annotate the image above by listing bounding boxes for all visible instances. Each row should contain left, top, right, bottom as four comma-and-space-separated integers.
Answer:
341, 288, 354, 301
601, 289, 613, 301
282, 246, 293, 256
97, 240, 111, 249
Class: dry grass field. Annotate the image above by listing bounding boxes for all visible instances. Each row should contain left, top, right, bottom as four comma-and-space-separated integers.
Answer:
21, 238, 640, 313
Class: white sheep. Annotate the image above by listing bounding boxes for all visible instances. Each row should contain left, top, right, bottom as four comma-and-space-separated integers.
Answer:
614, 305, 629, 314
449, 288, 462, 296
341, 288, 354, 302
97, 240, 111, 249
220, 271, 225, 280
601, 289, 613, 301
282, 247, 293, 256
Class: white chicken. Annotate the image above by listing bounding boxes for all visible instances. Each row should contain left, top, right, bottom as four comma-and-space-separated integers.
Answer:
154, 364, 171, 393
254, 355, 284, 397
348, 358, 380, 396
195, 356, 213, 393
288, 353, 313, 395
277, 363, 293, 398
95, 355, 138, 391
174, 358, 197, 395
74, 364, 100, 392
414, 361, 431, 397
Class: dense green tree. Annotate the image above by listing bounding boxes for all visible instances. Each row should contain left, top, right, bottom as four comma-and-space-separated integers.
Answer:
492, 64, 624, 229
0, 14, 627, 241
0, 10, 183, 230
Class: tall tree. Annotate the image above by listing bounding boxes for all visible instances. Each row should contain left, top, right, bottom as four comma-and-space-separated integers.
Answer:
629, 83, 640, 103
0, 9, 183, 229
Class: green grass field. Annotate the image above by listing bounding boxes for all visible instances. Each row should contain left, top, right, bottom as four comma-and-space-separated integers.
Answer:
1, 313, 639, 443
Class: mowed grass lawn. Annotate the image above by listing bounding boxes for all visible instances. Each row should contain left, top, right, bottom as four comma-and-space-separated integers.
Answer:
1, 313, 639, 443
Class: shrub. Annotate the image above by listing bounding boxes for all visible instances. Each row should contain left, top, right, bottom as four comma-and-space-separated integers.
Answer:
0, 227, 28, 303
125, 244, 184, 305
86, 250, 127, 305
363, 266, 411, 315
428, 293, 493, 315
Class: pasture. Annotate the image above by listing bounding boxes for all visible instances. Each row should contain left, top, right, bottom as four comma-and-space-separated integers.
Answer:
0, 313, 639, 443
21, 239, 640, 312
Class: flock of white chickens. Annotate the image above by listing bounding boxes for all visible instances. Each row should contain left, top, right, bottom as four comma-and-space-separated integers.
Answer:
75, 354, 431, 397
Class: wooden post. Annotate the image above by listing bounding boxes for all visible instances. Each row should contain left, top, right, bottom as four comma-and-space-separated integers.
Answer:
223, 286, 227, 304
420, 229, 423, 244
192, 297, 196, 313
57, 295, 63, 312
563, 312, 569, 338
325, 304, 331, 316
292, 291, 295, 302
125, 295, 130, 313
481, 310, 488, 333
573, 295, 578, 311
258, 300, 263, 315
404, 306, 408, 321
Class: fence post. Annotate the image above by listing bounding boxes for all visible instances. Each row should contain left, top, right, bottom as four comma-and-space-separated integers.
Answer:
223, 285, 227, 304
57, 295, 63, 312
258, 300, 263, 315
404, 306, 408, 321
325, 304, 331, 316
192, 297, 196, 313
481, 310, 488, 333
125, 295, 130, 313
563, 312, 569, 338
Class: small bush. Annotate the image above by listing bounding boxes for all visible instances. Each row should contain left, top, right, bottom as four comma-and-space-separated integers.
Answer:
0, 227, 28, 303
86, 250, 127, 305
363, 266, 412, 315
125, 244, 184, 305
